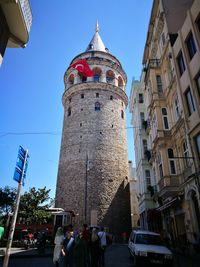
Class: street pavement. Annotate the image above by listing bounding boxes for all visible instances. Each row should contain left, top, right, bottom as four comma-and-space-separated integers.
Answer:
0, 244, 200, 267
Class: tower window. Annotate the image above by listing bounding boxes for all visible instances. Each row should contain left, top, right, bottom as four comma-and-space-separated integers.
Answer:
80, 123, 82, 127
68, 107, 71, 116
81, 94, 84, 99
106, 70, 115, 84
96, 93, 99, 98
110, 95, 113, 100
93, 67, 102, 82
95, 102, 101, 111
69, 98, 72, 103
118, 76, 123, 87
121, 110, 124, 119
68, 74, 74, 85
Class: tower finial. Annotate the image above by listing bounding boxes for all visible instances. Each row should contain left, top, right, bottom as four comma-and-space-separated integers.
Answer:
95, 20, 99, 32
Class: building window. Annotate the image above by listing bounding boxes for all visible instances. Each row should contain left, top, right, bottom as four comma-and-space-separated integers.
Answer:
142, 139, 148, 158
95, 102, 100, 111
194, 133, 200, 160
157, 152, 163, 179
185, 32, 197, 60
118, 76, 123, 87
139, 93, 144, 103
161, 32, 166, 46
145, 170, 151, 190
80, 123, 82, 127
81, 94, 84, 99
110, 95, 113, 100
93, 75, 100, 82
185, 88, 195, 116
140, 112, 145, 128
156, 75, 163, 92
162, 108, 169, 129
177, 51, 186, 76
183, 140, 190, 167
173, 96, 181, 121
68, 74, 74, 85
106, 70, 115, 84
68, 107, 71, 116
121, 110, 124, 119
195, 72, 200, 97
96, 93, 99, 98
69, 98, 72, 103
93, 67, 102, 82
168, 148, 176, 174
196, 14, 200, 33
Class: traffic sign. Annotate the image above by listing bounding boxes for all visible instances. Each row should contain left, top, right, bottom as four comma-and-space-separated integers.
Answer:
13, 146, 29, 186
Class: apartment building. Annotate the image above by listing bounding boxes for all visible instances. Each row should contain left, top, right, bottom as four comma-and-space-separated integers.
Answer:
0, 0, 32, 65
129, 79, 161, 231
133, 0, 200, 247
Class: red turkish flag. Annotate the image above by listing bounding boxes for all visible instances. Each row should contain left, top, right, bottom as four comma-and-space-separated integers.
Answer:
70, 59, 94, 77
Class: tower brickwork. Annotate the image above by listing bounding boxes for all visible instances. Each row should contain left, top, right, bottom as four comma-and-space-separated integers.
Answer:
55, 24, 131, 237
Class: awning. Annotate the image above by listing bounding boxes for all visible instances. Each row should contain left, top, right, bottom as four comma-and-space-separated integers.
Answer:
156, 198, 177, 211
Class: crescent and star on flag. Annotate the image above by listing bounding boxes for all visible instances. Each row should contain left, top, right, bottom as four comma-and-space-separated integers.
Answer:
70, 59, 94, 77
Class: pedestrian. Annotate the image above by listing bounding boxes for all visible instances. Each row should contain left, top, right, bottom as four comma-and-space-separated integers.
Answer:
98, 227, 107, 267
82, 224, 91, 266
74, 230, 87, 267
53, 227, 64, 267
90, 228, 100, 267
0, 226, 4, 246
62, 231, 75, 267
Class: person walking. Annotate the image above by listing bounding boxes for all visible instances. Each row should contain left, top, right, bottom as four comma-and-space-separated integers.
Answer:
62, 231, 75, 267
53, 227, 65, 267
82, 224, 91, 267
90, 228, 100, 267
98, 227, 107, 267
74, 230, 87, 267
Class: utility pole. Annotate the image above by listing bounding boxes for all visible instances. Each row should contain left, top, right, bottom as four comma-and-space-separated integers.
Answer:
3, 147, 29, 267
84, 154, 89, 223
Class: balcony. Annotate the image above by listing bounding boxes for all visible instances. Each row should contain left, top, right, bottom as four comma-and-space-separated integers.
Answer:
144, 150, 152, 161
158, 175, 181, 198
1, 0, 32, 47
142, 119, 151, 133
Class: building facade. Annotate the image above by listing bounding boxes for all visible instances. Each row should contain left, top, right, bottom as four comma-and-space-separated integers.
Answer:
129, 78, 160, 231
55, 24, 131, 238
0, 0, 32, 65
130, 0, 200, 248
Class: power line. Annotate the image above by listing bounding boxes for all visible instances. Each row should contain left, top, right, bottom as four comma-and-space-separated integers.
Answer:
0, 126, 138, 138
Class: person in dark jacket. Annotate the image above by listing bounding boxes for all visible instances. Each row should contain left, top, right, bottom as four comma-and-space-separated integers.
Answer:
90, 228, 100, 267
62, 231, 75, 267
74, 230, 87, 267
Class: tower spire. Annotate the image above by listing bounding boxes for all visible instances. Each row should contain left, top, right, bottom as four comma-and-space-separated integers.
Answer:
96, 20, 99, 32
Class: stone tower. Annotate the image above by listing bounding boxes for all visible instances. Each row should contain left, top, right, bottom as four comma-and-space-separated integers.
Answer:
55, 23, 131, 237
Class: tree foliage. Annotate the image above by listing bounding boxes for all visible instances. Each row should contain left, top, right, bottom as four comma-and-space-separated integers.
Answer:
18, 186, 53, 224
0, 186, 17, 216
0, 186, 53, 225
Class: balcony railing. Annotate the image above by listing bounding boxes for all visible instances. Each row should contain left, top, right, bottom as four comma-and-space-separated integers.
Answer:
19, 0, 32, 33
158, 175, 180, 190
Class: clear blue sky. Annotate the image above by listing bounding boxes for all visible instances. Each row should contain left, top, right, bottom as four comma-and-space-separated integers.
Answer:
0, 1, 152, 198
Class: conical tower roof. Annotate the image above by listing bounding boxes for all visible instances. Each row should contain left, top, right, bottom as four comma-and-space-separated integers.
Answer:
85, 21, 108, 52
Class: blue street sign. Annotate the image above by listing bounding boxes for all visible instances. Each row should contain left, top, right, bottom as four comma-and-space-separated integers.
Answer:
13, 146, 29, 186
13, 167, 22, 183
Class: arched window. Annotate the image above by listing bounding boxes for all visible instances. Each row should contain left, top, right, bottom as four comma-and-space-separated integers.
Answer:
78, 73, 87, 82
118, 76, 123, 87
95, 102, 101, 111
168, 148, 176, 174
93, 67, 102, 82
106, 70, 115, 84
68, 74, 74, 85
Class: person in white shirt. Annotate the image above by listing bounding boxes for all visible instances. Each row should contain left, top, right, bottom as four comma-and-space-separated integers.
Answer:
53, 227, 64, 267
98, 227, 107, 266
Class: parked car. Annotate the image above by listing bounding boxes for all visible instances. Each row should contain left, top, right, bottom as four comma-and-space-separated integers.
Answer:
128, 230, 173, 266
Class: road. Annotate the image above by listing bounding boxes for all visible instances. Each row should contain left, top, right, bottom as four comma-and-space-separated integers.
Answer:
0, 244, 200, 267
